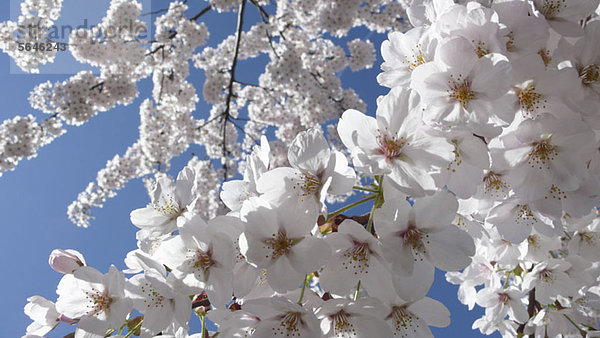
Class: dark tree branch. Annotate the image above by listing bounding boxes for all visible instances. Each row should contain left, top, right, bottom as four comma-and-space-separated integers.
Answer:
191, 5, 212, 21
517, 288, 537, 337
249, 0, 269, 21
220, 0, 247, 181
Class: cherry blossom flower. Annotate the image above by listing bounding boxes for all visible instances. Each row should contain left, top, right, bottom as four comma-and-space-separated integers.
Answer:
240, 197, 331, 293
485, 198, 557, 243
319, 220, 395, 300
530, 0, 600, 37
130, 166, 196, 238
476, 283, 528, 323
337, 87, 453, 196
316, 298, 392, 337
431, 130, 490, 199
378, 26, 437, 88
522, 259, 576, 305
381, 262, 449, 338
258, 128, 355, 215
154, 214, 235, 309
406, 0, 457, 27
243, 297, 322, 337
23, 296, 60, 336
411, 36, 513, 136
374, 189, 475, 275
55, 266, 131, 334
492, 1, 549, 59
127, 268, 191, 336
499, 114, 596, 202
221, 136, 271, 213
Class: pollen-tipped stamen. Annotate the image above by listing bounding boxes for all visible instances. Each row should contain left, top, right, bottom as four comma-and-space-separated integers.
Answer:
263, 232, 295, 260
448, 75, 475, 109
579, 64, 600, 85
376, 132, 407, 162
527, 139, 558, 169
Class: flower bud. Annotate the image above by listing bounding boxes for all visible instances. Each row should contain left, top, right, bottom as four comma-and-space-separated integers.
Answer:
48, 249, 86, 274
58, 314, 79, 325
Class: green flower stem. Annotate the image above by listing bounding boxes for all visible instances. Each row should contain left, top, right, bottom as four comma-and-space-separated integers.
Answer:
298, 274, 308, 304
325, 195, 376, 222
563, 314, 587, 336
124, 319, 143, 338
365, 201, 377, 233
503, 271, 511, 289
365, 175, 384, 233
354, 280, 361, 301
352, 185, 378, 193
117, 322, 127, 335
202, 313, 207, 336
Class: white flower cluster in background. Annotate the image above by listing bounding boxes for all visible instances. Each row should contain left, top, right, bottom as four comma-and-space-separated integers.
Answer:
8, 0, 600, 337
0, 114, 63, 176
0, 0, 63, 73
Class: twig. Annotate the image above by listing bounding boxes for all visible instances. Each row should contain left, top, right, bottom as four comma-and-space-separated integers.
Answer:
249, 0, 269, 21
517, 288, 537, 337
191, 5, 212, 21
221, 0, 247, 181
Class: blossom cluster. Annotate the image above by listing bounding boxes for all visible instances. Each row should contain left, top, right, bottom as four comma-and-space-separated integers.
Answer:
1, 0, 411, 227
0, 0, 63, 73
12, 0, 600, 337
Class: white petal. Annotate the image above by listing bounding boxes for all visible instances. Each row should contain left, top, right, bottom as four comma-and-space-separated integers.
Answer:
130, 207, 170, 229
175, 166, 195, 206
288, 236, 331, 274
409, 297, 450, 328
425, 225, 475, 271
392, 260, 434, 302
414, 190, 458, 231
337, 109, 379, 152
142, 306, 174, 335
288, 128, 330, 173
267, 255, 304, 293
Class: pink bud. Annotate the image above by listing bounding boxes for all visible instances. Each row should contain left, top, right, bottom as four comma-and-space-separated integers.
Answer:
48, 249, 86, 274
58, 314, 79, 325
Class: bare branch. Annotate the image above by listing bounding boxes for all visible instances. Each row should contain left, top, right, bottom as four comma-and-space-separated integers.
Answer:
221, 0, 247, 181
191, 4, 212, 21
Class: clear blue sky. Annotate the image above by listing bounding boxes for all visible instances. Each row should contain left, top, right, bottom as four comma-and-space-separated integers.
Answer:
0, 1, 493, 337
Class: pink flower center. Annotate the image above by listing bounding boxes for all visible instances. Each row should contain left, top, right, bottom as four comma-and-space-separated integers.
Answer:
263, 232, 294, 260
498, 292, 510, 305
404, 43, 426, 71
332, 310, 354, 334
400, 225, 427, 254
517, 83, 546, 116
579, 64, 600, 85
153, 193, 182, 217
276, 311, 303, 336
388, 306, 420, 334
189, 249, 215, 276
539, 268, 554, 283
447, 74, 474, 108
483, 172, 509, 198
140, 281, 166, 308
538, 0, 565, 18
342, 241, 371, 273
528, 139, 558, 169
84, 287, 112, 316
474, 41, 489, 58
515, 204, 538, 227
291, 170, 324, 201
376, 133, 407, 161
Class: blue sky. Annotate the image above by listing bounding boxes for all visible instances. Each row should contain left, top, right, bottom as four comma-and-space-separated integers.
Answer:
0, 0, 494, 336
